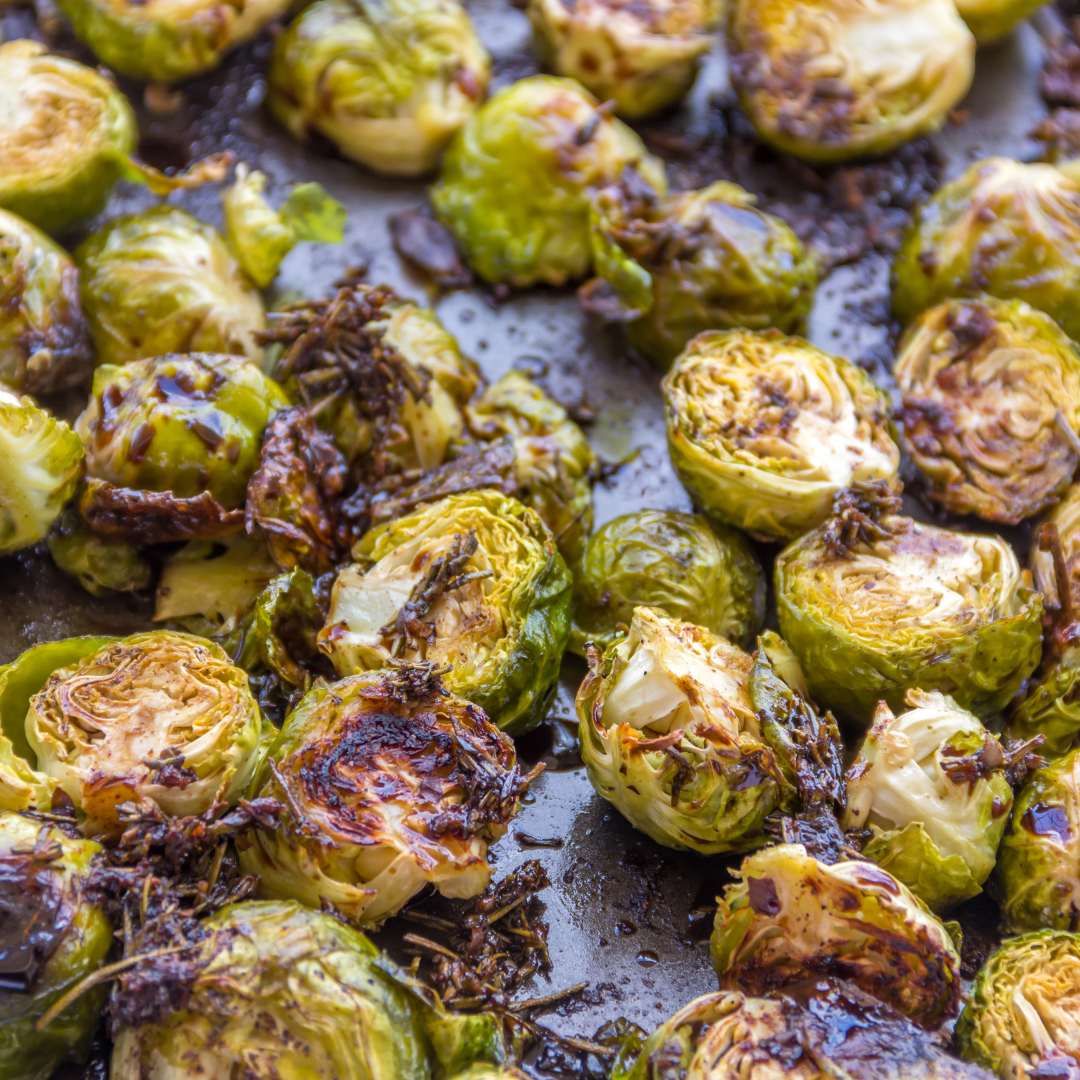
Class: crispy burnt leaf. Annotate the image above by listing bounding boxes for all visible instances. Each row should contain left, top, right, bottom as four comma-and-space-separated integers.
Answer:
822, 480, 903, 561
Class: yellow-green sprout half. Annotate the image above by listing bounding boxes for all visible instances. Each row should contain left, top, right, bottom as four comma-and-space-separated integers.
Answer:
576, 607, 794, 853
24, 631, 265, 834
76, 207, 267, 367
711, 843, 962, 1029
269, 0, 491, 177
955, 930, 1080, 1080
662, 330, 899, 541
776, 513, 1043, 725
431, 75, 667, 287
0, 40, 229, 235
954, 0, 1049, 43
56, 0, 290, 83
893, 159, 1080, 342
727, 0, 975, 164
894, 298, 1080, 525
239, 669, 527, 925
0, 209, 92, 395
320, 491, 572, 734
527, 0, 720, 119
0, 388, 84, 557
843, 690, 1014, 910
0, 813, 112, 1080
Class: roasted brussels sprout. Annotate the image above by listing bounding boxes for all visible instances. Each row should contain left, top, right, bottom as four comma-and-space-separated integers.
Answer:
954, 0, 1048, 43
0, 209, 92, 395
776, 508, 1043, 724
222, 165, 346, 289
894, 298, 1080, 525
269, 0, 490, 178
1011, 650, 1080, 758
24, 631, 265, 833
465, 371, 597, 568
893, 159, 1080, 341
955, 930, 1080, 1080
76, 352, 290, 522
843, 690, 1013, 910
240, 667, 527, 924
110, 900, 436, 1078
995, 747, 1080, 932
711, 843, 962, 1029
577, 607, 797, 853
47, 507, 152, 598
0, 388, 84, 557
663, 330, 899, 541
430, 76, 667, 287
76, 207, 266, 367
56, 0, 290, 83
587, 182, 819, 368
0, 812, 112, 1080
570, 510, 765, 655
727, 0, 975, 164
320, 491, 572, 734
526, 0, 719, 119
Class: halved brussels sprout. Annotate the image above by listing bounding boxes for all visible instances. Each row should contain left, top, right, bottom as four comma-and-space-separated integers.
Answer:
0, 388, 84, 557
319, 491, 572, 734
76, 352, 290, 516
955, 930, 1080, 1080
570, 510, 765, 655
588, 182, 819, 368
711, 843, 962, 1029
24, 630, 265, 833
0, 41, 228, 235
727, 0, 975, 164
894, 298, 1080, 525
240, 668, 526, 924
954, 0, 1048, 44
76, 207, 266, 367
0, 209, 92, 395
47, 507, 153, 598
56, 0, 290, 83
0, 813, 112, 1080
995, 747, 1080, 932
662, 330, 899, 541
430, 76, 667, 287
526, 0, 719, 119
893, 160, 1080, 342
110, 900, 435, 1079
842, 690, 1013, 910
269, 0, 491, 178
576, 607, 795, 853
465, 371, 598, 569
776, 511, 1043, 724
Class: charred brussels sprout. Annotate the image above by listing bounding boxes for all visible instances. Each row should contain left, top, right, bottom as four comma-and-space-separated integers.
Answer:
893, 160, 1080, 341
995, 747, 1080, 932
842, 690, 1013, 910
0, 210, 92, 394
0, 388, 84, 557
56, 0, 289, 83
76, 207, 266, 367
776, 511, 1043, 724
727, 0, 975, 164
711, 843, 962, 1028
955, 930, 1080, 1080
576, 607, 794, 853
589, 182, 818, 368
110, 900, 435, 1079
570, 510, 764, 655
76, 352, 290, 515
269, 0, 491, 178
430, 76, 667, 287
894, 298, 1080, 525
320, 491, 572, 734
526, 0, 719, 119
663, 330, 899, 541
240, 669, 527, 924
24, 631, 264, 833
954, 0, 1048, 43
0, 813, 112, 1080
